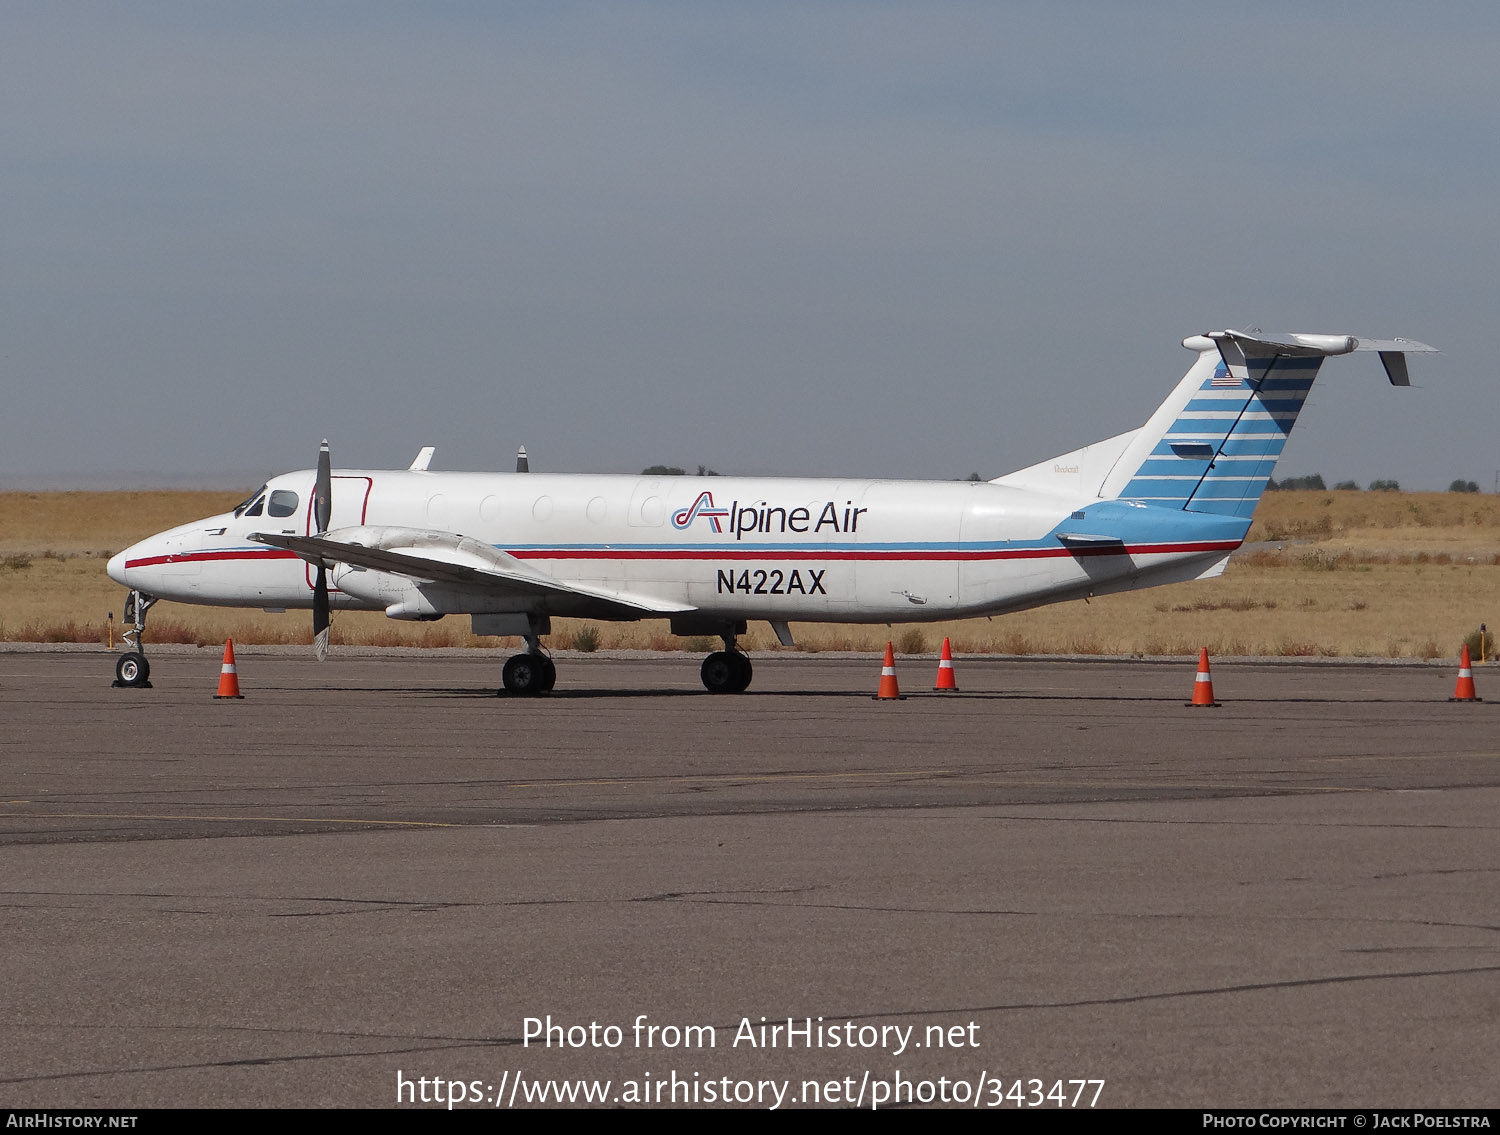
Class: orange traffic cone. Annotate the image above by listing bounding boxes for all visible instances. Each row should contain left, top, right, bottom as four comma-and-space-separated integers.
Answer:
214, 639, 245, 699
873, 642, 905, 700
1450, 644, 1482, 702
1186, 647, 1220, 707
934, 636, 959, 691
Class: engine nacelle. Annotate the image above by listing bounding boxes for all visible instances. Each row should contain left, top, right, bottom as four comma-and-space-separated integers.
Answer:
329, 563, 438, 618
324, 525, 541, 620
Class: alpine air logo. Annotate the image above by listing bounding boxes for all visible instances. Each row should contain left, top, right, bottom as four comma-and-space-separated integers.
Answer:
672, 491, 730, 532
673, 491, 870, 540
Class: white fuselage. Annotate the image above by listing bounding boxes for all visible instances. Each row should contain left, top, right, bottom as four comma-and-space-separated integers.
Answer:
107, 470, 1249, 627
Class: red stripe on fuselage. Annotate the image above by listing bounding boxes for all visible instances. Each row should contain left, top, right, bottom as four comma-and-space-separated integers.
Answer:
123, 549, 301, 569
126, 540, 1237, 571
506, 540, 1240, 561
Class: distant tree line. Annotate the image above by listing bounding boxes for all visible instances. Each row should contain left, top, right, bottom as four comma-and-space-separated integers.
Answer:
1268, 475, 1399, 491
642, 465, 720, 476
1266, 474, 1327, 491
1267, 474, 1483, 492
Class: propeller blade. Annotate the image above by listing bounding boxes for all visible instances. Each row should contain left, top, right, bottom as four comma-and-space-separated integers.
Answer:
313, 439, 332, 661
313, 564, 330, 663
314, 439, 332, 535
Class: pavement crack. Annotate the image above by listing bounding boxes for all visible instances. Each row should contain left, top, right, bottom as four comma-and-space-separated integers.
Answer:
825, 963, 1500, 1020
635, 886, 819, 903
0, 1032, 528, 1088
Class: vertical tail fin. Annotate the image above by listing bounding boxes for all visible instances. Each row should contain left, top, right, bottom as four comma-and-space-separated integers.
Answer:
1104, 345, 1323, 517
1099, 331, 1434, 517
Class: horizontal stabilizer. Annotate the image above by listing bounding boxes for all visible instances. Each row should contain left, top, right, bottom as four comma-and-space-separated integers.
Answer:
1201, 330, 1436, 385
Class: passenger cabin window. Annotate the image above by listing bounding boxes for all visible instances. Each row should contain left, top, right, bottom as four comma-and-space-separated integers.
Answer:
267, 490, 300, 518
233, 485, 268, 518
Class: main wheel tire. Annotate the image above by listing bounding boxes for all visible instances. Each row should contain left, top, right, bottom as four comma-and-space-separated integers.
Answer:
502, 653, 551, 696
701, 651, 735, 693
701, 651, 752, 694
115, 652, 150, 687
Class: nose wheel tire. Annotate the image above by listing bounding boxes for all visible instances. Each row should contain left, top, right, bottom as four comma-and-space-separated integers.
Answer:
701, 651, 753, 694
113, 652, 152, 689
500, 653, 556, 696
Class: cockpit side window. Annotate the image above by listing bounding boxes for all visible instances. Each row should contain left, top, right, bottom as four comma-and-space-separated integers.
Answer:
233, 485, 268, 518
267, 490, 300, 518
244, 495, 265, 517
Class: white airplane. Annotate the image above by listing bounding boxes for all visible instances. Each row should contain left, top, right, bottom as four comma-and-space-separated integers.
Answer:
106, 328, 1435, 694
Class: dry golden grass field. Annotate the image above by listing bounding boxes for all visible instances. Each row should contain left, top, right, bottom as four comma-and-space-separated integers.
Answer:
3, 489, 1498, 658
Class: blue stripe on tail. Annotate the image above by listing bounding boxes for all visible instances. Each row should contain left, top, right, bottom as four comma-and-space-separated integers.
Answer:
1117, 356, 1322, 518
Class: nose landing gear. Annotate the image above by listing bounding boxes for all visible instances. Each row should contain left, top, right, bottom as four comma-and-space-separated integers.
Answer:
114, 651, 150, 687
112, 590, 157, 688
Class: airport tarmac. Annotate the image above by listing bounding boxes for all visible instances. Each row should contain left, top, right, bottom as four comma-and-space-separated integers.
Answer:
1, 648, 1497, 1109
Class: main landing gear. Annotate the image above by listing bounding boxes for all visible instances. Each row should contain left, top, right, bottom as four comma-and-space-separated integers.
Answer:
112, 590, 157, 689
700, 628, 753, 694
491, 619, 754, 696
499, 635, 557, 697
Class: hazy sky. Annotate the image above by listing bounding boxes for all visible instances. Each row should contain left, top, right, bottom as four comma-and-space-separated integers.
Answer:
3, 2, 1494, 490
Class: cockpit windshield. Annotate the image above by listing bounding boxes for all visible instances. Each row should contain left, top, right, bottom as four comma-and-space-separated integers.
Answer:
233, 485, 268, 518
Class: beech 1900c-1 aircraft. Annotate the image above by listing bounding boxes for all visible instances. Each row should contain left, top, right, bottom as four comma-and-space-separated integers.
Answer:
107, 329, 1435, 694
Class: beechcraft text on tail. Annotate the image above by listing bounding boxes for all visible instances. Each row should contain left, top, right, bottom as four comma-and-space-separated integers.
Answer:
106, 328, 1436, 694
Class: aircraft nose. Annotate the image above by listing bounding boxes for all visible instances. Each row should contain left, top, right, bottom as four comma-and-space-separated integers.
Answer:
106, 548, 130, 587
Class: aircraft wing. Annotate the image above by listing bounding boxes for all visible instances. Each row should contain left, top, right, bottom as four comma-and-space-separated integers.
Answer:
247, 530, 695, 615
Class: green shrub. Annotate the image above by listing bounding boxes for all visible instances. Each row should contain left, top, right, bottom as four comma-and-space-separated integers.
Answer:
1462, 625, 1493, 662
